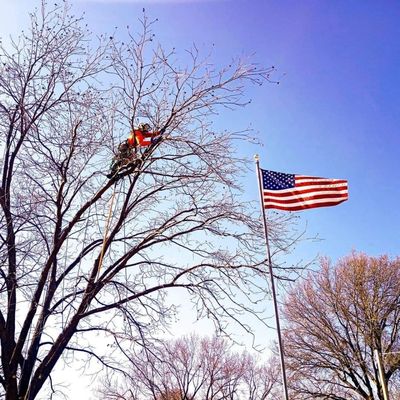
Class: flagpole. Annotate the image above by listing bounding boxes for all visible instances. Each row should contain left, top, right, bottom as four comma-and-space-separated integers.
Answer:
254, 154, 289, 400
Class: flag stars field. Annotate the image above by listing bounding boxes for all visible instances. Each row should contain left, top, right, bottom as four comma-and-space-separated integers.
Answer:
261, 169, 349, 212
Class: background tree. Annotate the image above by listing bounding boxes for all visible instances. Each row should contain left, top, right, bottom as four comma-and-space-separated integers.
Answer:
0, 2, 297, 399
283, 252, 400, 399
98, 334, 280, 400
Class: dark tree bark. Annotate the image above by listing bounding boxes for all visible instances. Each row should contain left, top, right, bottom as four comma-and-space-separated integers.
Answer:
0, 2, 296, 398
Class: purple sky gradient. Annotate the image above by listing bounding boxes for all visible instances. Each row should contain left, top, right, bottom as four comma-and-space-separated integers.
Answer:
4, 0, 399, 313
67, 0, 400, 258
1, 1, 399, 396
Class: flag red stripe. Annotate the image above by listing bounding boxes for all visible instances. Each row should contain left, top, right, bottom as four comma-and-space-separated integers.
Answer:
295, 180, 347, 187
264, 187, 348, 198
264, 199, 347, 211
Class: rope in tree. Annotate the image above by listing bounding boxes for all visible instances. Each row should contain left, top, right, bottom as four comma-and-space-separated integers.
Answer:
64, 203, 92, 325
96, 183, 118, 280
61, 235, 69, 329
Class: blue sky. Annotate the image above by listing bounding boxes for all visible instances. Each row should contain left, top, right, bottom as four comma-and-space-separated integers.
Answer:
1, 0, 400, 397
71, 0, 398, 341
3, 0, 399, 260
56, 0, 400, 260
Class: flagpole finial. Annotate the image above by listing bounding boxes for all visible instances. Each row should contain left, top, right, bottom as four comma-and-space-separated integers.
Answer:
254, 154, 260, 162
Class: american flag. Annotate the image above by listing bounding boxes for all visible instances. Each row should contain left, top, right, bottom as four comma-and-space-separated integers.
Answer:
261, 169, 348, 211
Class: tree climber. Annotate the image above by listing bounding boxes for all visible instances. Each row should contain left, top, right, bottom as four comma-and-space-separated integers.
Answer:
133, 123, 164, 146
107, 123, 164, 178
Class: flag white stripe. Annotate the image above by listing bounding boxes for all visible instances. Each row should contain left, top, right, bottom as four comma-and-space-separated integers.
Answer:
264, 190, 348, 201
295, 176, 345, 183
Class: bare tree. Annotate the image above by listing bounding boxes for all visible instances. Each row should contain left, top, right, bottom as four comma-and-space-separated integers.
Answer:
98, 334, 279, 400
283, 252, 400, 399
242, 354, 281, 400
0, 2, 297, 399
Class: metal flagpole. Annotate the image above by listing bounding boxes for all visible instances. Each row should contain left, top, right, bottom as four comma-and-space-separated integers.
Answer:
374, 349, 389, 400
254, 154, 289, 400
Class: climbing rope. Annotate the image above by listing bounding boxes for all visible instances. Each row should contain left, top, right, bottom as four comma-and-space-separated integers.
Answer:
96, 182, 118, 280
63, 203, 92, 325
61, 235, 69, 329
